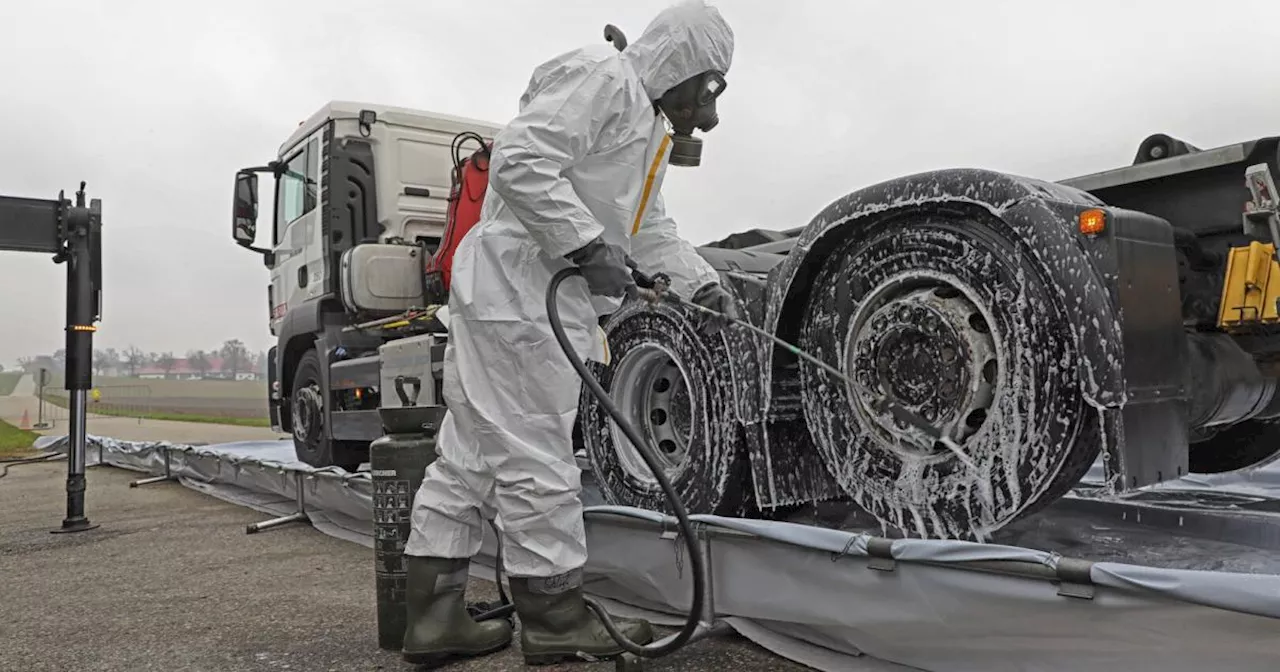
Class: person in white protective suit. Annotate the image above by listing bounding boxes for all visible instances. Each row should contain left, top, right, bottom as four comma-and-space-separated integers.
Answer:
397, 0, 738, 667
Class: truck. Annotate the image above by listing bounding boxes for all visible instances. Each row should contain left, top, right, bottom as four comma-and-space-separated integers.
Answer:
231, 99, 1280, 540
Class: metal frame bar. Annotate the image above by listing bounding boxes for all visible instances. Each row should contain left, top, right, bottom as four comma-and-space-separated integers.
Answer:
1060, 141, 1249, 193
245, 472, 311, 534
33, 371, 53, 430
129, 450, 175, 488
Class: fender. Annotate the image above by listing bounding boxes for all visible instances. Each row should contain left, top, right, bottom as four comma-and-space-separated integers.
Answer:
694, 248, 778, 434
695, 246, 845, 510
273, 296, 335, 433
758, 168, 1186, 492
276, 297, 326, 348
266, 345, 280, 430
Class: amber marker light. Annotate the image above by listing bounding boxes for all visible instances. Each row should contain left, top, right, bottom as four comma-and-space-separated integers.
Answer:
1079, 209, 1106, 236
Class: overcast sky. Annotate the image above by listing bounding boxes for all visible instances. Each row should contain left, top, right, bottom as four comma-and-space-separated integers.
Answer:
3, 0, 1280, 367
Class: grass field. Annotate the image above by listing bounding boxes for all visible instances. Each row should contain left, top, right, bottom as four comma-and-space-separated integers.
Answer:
0, 373, 21, 396
40, 376, 272, 427
0, 418, 39, 457
44, 375, 267, 399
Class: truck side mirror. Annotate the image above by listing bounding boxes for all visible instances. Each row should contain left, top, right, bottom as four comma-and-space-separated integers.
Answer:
233, 171, 259, 247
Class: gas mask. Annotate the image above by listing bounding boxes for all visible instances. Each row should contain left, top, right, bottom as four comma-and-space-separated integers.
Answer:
656, 70, 727, 167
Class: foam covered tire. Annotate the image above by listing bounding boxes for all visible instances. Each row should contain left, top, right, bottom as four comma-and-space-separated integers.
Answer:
579, 300, 752, 516
798, 209, 1100, 539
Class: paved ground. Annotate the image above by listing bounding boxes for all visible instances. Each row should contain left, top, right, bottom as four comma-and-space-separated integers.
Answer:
1, 460, 812, 672
0, 393, 287, 445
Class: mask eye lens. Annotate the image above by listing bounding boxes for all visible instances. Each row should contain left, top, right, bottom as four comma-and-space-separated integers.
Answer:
697, 74, 726, 106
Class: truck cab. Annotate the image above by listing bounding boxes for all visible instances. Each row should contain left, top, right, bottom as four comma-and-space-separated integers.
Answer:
231, 101, 502, 469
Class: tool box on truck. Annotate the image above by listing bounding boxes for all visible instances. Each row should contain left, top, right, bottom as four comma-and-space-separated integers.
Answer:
377, 334, 446, 409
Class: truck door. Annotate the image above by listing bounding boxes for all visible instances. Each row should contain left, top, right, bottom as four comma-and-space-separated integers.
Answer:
270, 133, 324, 332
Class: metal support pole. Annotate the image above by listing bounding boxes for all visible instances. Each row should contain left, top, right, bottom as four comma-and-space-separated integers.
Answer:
52, 184, 101, 535
129, 449, 174, 487
612, 522, 729, 672
697, 532, 716, 624
34, 370, 52, 430
245, 472, 311, 534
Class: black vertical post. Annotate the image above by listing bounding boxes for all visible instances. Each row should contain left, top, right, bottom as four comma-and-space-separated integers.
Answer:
36, 369, 46, 428
52, 182, 102, 534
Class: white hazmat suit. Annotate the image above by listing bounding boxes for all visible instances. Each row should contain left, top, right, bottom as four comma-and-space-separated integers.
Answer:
403, 0, 734, 578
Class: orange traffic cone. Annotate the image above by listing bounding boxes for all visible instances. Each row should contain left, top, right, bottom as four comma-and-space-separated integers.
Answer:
20, 409, 31, 430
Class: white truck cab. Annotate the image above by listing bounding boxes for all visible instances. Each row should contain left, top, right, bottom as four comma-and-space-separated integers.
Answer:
232, 101, 501, 469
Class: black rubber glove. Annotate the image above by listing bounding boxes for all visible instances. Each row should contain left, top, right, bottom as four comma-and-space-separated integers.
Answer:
691, 282, 739, 335
565, 236, 635, 298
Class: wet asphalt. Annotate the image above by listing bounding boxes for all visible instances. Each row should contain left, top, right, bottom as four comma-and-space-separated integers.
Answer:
0, 461, 812, 672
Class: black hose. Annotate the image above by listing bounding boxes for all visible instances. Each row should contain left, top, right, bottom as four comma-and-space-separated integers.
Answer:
450, 131, 489, 184
489, 520, 510, 606
467, 519, 516, 625
546, 267, 705, 658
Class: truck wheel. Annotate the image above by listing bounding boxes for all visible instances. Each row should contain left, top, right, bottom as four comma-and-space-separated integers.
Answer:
798, 210, 1100, 540
579, 301, 752, 516
290, 349, 365, 472
1189, 420, 1280, 473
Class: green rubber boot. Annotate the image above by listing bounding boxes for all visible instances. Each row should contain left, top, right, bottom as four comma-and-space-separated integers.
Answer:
509, 569, 655, 665
401, 556, 513, 668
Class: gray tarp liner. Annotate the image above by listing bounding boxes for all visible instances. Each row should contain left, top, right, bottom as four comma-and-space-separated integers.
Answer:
33, 435, 1280, 671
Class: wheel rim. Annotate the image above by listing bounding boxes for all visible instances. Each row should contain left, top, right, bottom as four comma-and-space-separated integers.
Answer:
292, 382, 324, 446
845, 273, 999, 461
608, 343, 694, 486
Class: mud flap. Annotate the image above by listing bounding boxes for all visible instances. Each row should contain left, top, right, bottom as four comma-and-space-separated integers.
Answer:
1068, 204, 1191, 490
743, 417, 844, 510
715, 272, 843, 510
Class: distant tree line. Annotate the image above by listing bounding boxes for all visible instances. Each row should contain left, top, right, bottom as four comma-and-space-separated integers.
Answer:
15, 339, 267, 381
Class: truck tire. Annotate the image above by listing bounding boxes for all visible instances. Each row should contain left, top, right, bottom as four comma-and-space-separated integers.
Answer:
579, 300, 753, 516
290, 349, 365, 472
1190, 420, 1280, 474
798, 209, 1100, 540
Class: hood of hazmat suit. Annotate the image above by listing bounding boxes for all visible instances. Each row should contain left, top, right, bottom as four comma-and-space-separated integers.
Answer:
471, 0, 732, 317
624, 1, 735, 102
404, 0, 737, 580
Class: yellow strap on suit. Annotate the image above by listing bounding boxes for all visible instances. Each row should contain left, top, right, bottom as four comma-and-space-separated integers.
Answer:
630, 134, 672, 236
